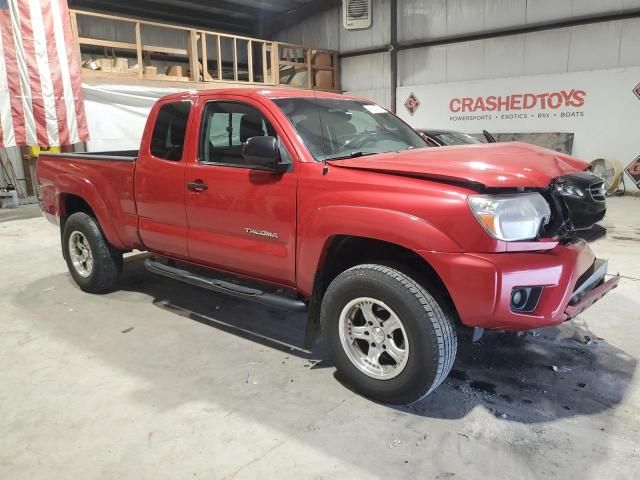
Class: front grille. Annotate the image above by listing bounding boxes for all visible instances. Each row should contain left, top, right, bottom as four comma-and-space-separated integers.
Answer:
589, 181, 606, 202
545, 172, 608, 236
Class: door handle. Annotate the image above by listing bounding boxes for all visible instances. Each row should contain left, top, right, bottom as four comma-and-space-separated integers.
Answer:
187, 181, 208, 192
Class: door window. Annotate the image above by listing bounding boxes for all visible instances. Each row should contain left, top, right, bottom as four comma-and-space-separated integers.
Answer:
150, 101, 191, 161
199, 102, 277, 166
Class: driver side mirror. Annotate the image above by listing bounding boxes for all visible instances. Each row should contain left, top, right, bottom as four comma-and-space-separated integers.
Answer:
242, 136, 288, 173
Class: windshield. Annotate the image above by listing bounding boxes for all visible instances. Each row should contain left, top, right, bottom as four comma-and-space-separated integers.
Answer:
272, 98, 427, 161
432, 132, 482, 146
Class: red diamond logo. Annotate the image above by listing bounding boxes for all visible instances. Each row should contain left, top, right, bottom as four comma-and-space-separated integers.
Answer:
625, 154, 640, 189
404, 93, 420, 116
634, 82, 640, 101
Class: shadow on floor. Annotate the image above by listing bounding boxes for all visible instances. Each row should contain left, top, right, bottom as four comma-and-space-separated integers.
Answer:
19, 254, 637, 426
117, 256, 636, 425
118, 255, 324, 362
397, 325, 636, 423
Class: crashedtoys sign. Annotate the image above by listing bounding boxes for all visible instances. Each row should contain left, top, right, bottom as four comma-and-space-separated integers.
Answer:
449, 89, 587, 113
398, 67, 640, 191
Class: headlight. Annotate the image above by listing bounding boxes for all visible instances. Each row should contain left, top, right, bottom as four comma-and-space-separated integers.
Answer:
468, 193, 551, 241
555, 182, 584, 198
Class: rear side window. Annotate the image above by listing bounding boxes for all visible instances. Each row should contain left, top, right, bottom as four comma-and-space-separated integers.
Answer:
150, 102, 191, 161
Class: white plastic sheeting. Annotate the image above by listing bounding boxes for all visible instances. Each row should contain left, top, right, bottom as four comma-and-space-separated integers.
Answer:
3, 84, 178, 194
82, 84, 185, 152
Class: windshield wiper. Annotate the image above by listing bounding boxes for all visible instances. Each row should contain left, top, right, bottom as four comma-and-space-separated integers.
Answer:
325, 151, 376, 161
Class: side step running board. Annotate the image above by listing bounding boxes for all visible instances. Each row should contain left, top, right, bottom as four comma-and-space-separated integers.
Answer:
144, 258, 308, 312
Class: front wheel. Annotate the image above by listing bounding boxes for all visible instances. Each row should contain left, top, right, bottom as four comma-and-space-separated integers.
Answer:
320, 264, 457, 404
62, 212, 122, 293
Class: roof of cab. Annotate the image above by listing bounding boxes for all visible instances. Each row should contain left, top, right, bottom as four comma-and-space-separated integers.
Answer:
158, 87, 362, 103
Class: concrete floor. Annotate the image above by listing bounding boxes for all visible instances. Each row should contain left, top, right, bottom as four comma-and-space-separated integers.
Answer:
1, 198, 639, 479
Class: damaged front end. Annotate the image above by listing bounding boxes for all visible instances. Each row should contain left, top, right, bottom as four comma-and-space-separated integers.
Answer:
542, 172, 607, 241
565, 261, 620, 320
540, 172, 619, 321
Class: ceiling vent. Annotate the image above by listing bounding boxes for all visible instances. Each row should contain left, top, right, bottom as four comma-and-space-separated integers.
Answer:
343, 0, 372, 30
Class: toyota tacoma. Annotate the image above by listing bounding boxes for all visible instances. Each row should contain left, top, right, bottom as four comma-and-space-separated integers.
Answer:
37, 88, 618, 404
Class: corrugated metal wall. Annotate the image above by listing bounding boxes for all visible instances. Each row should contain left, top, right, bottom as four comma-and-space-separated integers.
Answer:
276, 0, 640, 108
398, 0, 640, 41
274, 8, 341, 51
399, 18, 640, 86
341, 53, 392, 106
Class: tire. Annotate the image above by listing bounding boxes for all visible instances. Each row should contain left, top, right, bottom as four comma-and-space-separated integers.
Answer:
62, 212, 122, 293
320, 264, 457, 404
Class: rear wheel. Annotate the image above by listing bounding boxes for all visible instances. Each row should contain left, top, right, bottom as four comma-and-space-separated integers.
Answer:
321, 264, 457, 404
62, 212, 122, 293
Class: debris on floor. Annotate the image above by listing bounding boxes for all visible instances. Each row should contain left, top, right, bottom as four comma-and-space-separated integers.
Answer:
387, 439, 402, 449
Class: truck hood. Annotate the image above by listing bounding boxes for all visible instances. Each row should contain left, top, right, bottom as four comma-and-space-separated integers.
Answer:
328, 142, 588, 189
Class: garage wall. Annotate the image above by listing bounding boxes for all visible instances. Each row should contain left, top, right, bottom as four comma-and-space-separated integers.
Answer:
275, 0, 640, 189
274, 8, 341, 51
341, 53, 393, 107
398, 0, 640, 42
392, 0, 640, 190
398, 18, 640, 86
276, 0, 640, 106
275, 0, 393, 52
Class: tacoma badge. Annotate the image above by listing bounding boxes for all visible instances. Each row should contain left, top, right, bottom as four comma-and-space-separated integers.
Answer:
244, 227, 279, 239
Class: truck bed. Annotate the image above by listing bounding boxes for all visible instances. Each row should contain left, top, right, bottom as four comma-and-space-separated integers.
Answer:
40, 150, 138, 162
37, 151, 141, 250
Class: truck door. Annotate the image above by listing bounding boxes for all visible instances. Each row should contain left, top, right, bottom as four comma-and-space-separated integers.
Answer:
135, 100, 192, 258
184, 97, 297, 285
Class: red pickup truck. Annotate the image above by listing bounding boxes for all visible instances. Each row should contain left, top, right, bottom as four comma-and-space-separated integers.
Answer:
37, 88, 619, 404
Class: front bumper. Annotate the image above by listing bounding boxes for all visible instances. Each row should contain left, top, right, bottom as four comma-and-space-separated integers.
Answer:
420, 240, 619, 331
565, 272, 620, 320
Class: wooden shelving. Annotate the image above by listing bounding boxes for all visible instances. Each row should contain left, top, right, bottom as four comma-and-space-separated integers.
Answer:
71, 9, 341, 92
